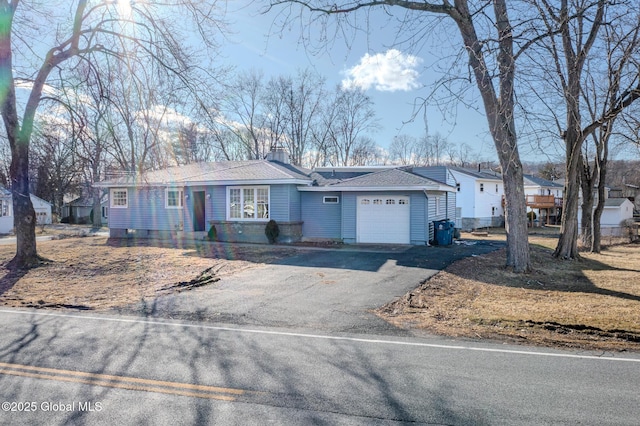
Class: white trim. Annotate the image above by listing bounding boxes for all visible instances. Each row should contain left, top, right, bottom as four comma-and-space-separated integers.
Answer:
323, 196, 339, 204
226, 185, 270, 221
298, 184, 455, 192
165, 188, 184, 209
109, 188, 128, 209
95, 179, 310, 188
184, 179, 310, 187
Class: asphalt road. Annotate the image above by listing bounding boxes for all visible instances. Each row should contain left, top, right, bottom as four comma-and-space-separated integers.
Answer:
1, 308, 639, 425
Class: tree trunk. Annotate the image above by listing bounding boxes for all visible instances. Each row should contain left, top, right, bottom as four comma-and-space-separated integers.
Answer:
453, 0, 530, 272
8, 140, 40, 269
555, 160, 581, 259
1, 5, 41, 269
92, 187, 102, 229
553, 0, 605, 260
502, 165, 530, 271
591, 144, 608, 253
580, 156, 595, 248
554, 74, 584, 260
592, 189, 604, 253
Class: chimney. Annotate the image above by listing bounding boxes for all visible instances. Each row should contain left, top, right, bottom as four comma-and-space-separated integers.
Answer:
266, 147, 290, 164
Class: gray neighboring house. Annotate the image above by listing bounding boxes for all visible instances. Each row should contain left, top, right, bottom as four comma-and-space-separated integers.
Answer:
62, 195, 109, 225
0, 185, 53, 234
95, 150, 456, 245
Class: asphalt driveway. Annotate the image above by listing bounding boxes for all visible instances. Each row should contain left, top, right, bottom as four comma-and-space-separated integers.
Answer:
115, 240, 504, 335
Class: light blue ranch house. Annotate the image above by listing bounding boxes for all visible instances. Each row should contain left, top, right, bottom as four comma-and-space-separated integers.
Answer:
95, 150, 456, 245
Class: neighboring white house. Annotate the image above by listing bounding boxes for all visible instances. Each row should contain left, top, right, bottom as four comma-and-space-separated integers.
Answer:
0, 186, 12, 234
448, 167, 504, 231
0, 186, 52, 234
578, 198, 634, 237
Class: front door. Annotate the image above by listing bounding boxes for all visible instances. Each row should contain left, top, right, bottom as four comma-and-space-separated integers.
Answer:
193, 191, 206, 232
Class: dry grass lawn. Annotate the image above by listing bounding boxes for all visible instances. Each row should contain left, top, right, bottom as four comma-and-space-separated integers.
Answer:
378, 231, 640, 352
0, 236, 297, 310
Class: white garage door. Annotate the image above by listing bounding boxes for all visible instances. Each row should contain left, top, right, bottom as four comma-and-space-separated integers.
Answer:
357, 196, 410, 244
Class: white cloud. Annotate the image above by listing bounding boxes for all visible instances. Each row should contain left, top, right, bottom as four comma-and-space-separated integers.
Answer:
341, 49, 423, 92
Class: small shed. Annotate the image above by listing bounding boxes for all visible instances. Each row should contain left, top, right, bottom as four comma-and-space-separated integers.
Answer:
31, 194, 53, 226
579, 198, 634, 237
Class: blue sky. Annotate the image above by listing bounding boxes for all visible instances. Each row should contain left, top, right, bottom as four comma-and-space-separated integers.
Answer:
217, 1, 500, 162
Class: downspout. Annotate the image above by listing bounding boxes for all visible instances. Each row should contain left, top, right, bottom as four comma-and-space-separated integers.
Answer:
423, 189, 431, 246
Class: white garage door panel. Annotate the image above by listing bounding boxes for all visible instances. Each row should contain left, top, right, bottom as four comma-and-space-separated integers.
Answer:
357, 196, 410, 244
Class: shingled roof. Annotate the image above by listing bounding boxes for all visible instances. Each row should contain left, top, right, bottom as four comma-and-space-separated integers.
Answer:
302, 167, 454, 191
523, 174, 563, 188
450, 167, 503, 181
96, 160, 312, 187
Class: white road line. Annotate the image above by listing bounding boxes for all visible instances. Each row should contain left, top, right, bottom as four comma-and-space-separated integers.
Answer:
1, 308, 639, 363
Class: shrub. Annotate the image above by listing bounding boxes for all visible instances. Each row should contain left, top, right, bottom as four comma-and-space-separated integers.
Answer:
527, 211, 537, 221
265, 219, 279, 244
207, 225, 217, 241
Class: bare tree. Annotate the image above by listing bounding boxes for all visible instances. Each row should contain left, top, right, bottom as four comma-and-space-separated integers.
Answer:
446, 141, 475, 167
0, 0, 227, 268
223, 70, 270, 160
582, 10, 640, 253
429, 132, 449, 166
269, 0, 532, 271
524, 1, 640, 259
30, 113, 81, 219
350, 136, 379, 166
279, 69, 327, 166
390, 134, 417, 165
326, 86, 379, 166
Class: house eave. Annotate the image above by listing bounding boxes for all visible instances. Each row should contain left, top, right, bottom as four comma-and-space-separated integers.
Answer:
95, 179, 312, 188
183, 179, 311, 187
298, 184, 455, 192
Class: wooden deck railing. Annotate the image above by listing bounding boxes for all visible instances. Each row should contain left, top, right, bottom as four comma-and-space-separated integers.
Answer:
501, 195, 563, 208
525, 195, 562, 208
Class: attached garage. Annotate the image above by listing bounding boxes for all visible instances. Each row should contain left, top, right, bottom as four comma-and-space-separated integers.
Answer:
299, 166, 456, 245
356, 195, 410, 244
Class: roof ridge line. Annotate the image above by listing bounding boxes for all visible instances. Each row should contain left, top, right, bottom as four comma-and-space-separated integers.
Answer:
325, 166, 400, 186
174, 160, 262, 182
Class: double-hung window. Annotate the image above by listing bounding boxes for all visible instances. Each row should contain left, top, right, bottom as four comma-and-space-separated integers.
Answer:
0, 199, 9, 217
228, 186, 269, 221
110, 189, 128, 208
165, 188, 184, 209
1, 199, 9, 216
